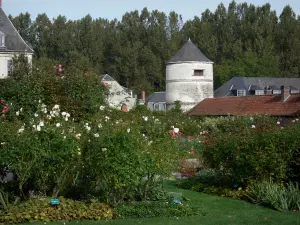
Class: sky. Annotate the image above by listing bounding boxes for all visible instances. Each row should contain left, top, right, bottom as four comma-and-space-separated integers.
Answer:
3, 0, 300, 21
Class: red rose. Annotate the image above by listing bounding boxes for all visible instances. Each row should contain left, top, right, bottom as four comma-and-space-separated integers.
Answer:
2, 105, 9, 113
0, 99, 4, 103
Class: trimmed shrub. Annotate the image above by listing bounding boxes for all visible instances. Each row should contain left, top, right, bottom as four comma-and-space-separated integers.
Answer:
114, 201, 203, 219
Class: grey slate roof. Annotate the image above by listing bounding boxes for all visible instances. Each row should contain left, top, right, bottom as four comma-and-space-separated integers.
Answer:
0, 8, 33, 53
168, 39, 212, 64
146, 92, 166, 103
214, 77, 300, 97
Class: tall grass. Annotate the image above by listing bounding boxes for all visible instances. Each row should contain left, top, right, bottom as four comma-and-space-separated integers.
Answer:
246, 179, 300, 211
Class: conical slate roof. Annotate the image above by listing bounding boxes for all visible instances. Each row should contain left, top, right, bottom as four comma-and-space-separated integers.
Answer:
0, 7, 33, 53
168, 39, 211, 63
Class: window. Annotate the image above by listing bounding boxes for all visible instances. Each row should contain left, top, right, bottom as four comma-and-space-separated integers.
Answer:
237, 90, 246, 96
291, 90, 300, 94
273, 90, 281, 94
255, 90, 264, 95
153, 103, 165, 111
0, 31, 5, 47
154, 103, 159, 111
194, 69, 204, 76
7, 59, 13, 75
158, 103, 165, 111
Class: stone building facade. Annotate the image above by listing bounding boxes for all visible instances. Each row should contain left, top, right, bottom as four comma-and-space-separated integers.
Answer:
100, 74, 136, 111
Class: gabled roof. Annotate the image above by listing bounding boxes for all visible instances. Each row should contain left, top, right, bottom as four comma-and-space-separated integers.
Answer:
146, 92, 166, 103
100, 74, 115, 81
214, 77, 300, 97
168, 39, 212, 64
187, 94, 300, 116
0, 8, 33, 53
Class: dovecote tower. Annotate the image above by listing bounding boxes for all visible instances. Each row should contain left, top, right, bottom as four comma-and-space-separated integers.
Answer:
166, 39, 214, 112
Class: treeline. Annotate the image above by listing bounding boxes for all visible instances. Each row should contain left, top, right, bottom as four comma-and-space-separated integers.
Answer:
9, 1, 300, 92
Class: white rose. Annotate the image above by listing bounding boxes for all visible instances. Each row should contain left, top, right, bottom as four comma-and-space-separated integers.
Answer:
173, 128, 179, 133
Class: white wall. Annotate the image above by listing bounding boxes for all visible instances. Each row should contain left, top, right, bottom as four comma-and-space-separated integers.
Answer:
0, 52, 33, 79
103, 80, 136, 110
166, 61, 214, 111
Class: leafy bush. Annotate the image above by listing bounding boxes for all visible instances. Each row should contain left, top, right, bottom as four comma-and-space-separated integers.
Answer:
0, 101, 184, 206
78, 118, 183, 205
246, 179, 300, 211
114, 200, 203, 219
288, 148, 300, 183
201, 116, 300, 185
0, 64, 107, 120
0, 197, 113, 224
0, 105, 81, 198
177, 168, 232, 190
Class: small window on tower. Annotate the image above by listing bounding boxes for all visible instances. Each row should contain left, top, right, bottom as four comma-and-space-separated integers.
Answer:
194, 69, 204, 76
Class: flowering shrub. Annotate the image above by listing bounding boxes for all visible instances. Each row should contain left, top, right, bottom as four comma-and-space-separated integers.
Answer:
0, 104, 81, 198
201, 116, 300, 185
0, 67, 107, 120
0, 102, 185, 206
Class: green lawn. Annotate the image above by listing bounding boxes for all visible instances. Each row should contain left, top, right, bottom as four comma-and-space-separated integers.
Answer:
21, 182, 300, 225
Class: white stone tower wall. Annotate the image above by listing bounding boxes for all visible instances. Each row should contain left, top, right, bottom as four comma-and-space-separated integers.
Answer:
166, 61, 214, 112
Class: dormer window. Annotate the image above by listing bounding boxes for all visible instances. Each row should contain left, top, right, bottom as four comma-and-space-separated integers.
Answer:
0, 31, 5, 47
237, 90, 246, 96
194, 69, 204, 76
255, 90, 264, 95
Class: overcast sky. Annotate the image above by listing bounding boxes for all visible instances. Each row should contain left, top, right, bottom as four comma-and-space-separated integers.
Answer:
3, 0, 300, 21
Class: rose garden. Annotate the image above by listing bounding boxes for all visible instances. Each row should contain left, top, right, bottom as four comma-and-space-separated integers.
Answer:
0, 61, 300, 225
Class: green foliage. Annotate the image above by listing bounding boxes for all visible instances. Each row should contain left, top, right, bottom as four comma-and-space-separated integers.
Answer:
201, 116, 300, 185
79, 115, 183, 205
114, 201, 202, 219
9, 2, 300, 93
0, 101, 185, 207
0, 108, 81, 198
0, 66, 107, 120
10, 54, 31, 81
177, 168, 246, 199
0, 198, 113, 224
246, 179, 300, 211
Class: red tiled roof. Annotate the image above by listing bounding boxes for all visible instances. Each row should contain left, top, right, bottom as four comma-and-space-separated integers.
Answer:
187, 94, 300, 116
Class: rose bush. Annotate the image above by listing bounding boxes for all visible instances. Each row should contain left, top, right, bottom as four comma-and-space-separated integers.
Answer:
201, 116, 300, 186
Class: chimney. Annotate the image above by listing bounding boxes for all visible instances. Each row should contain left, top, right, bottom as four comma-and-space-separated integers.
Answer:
141, 91, 146, 102
0, 0, 2, 8
281, 86, 290, 102
121, 104, 128, 112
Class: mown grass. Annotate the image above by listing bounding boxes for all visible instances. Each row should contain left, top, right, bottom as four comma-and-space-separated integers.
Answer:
18, 181, 300, 225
